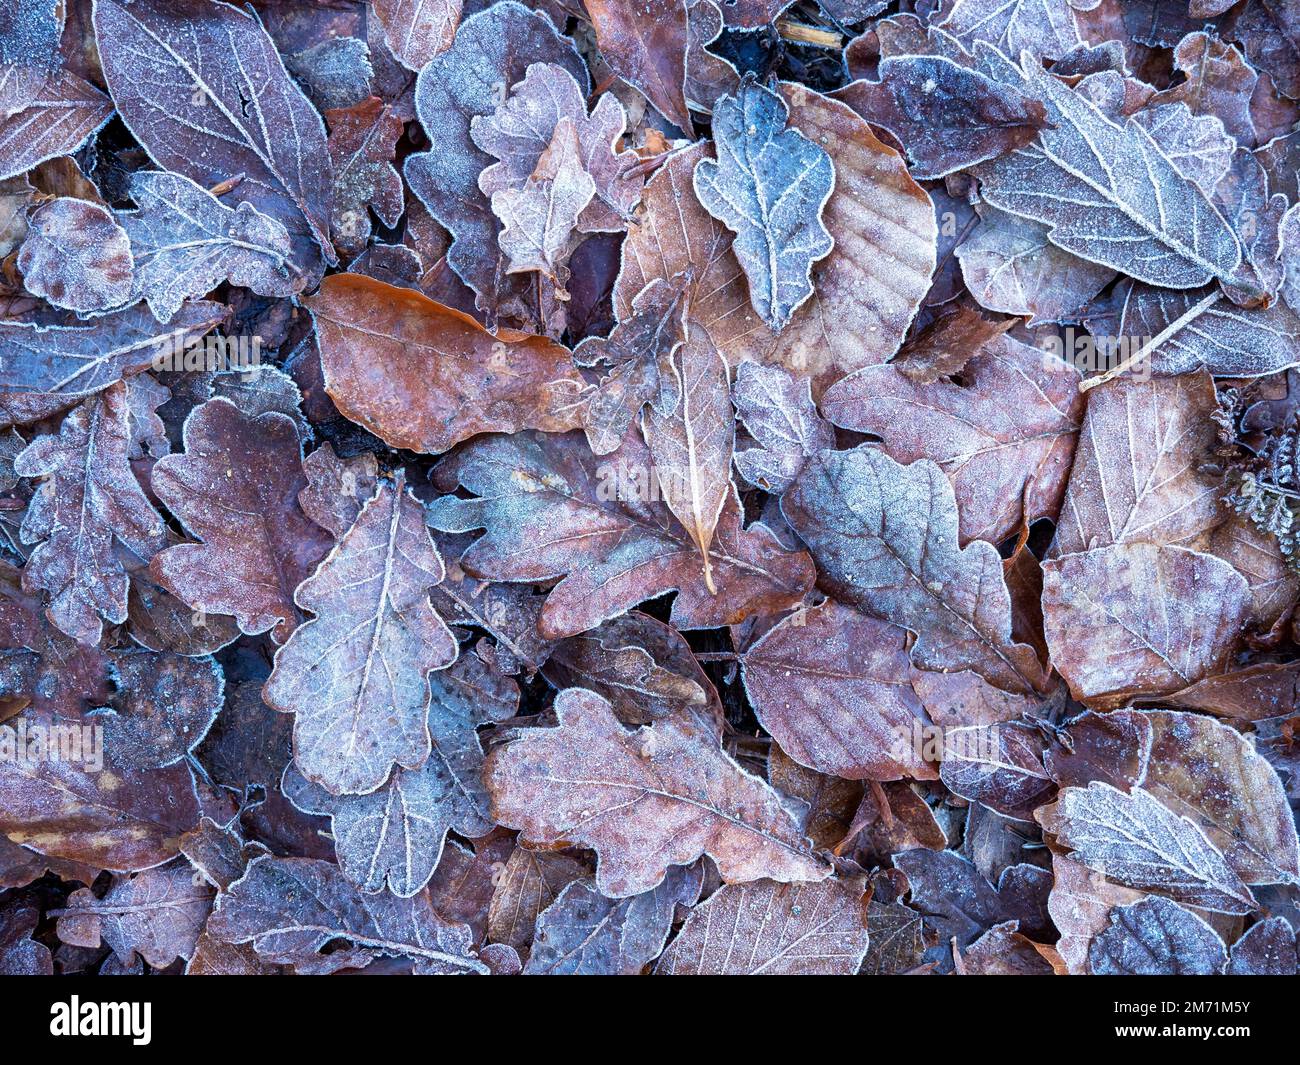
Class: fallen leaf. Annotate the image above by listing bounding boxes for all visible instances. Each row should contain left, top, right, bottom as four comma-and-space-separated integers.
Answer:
264, 470, 458, 795
306, 273, 590, 454
694, 79, 835, 331
149, 398, 332, 643
655, 877, 869, 975
17, 197, 133, 313
782, 445, 1049, 694
485, 687, 829, 897
427, 429, 814, 639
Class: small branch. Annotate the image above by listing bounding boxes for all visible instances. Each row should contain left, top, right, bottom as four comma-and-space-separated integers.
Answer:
776, 20, 843, 49
1078, 289, 1223, 393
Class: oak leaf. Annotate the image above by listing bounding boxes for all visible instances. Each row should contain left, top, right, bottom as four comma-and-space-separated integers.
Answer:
485, 687, 829, 897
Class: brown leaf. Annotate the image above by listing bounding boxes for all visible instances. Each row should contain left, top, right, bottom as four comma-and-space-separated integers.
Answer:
782, 445, 1049, 695
486, 687, 829, 896
585, 0, 692, 133
1041, 542, 1249, 707
741, 599, 936, 781
487, 847, 593, 956
542, 610, 721, 732
149, 398, 332, 643
615, 86, 935, 396
655, 877, 869, 975
17, 197, 133, 314
0, 705, 201, 872
306, 273, 590, 454
427, 429, 814, 639
326, 97, 406, 260
264, 470, 458, 796
371, 0, 462, 70
1051, 373, 1225, 556
823, 331, 1083, 546
642, 326, 734, 592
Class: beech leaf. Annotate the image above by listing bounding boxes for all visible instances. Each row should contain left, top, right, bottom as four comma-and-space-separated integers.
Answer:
306, 273, 590, 454
655, 877, 869, 975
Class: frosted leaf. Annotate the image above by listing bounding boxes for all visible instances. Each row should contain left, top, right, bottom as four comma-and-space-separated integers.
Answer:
326, 96, 406, 260
939, 0, 1081, 59
17, 197, 133, 314
694, 79, 835, 331
120, 170, 298, 323
207, 855, 488, 974
642, 327, 734, 593
731, 361, 834, 493
426, 430, 813, 639
1041, 543, 1248, 708
492, 117, 595, 290
837, 54, 1047, 180
92, 0, 334, 271
573, 277, 688, 457
822, 330, 1083, 546
617, 88, 934, 396
14, 382, 166, 646
526, 864, 703, 975
781, 445, 1049, 695
404, 1, 587, 315
0, 67, 113, 182
280, 654, 516, 896
976, 54, 1242, 289
149, 398, 333, 644
955, 206, 1114, 324
371, 0, 462, 70
1116, 281, 1300, 379
486, 687, 829, 897
1050, 372, 1223, 556
1039, 781, 1256, 913
264, 470, 457, 796
0, 299, 228, 430
940, 721, 1056, 822
740, 599, 936, 781
1227, 917, 1298, 975
1088, 896, 1228, 975
584, 0, 692, 132
55, 861, 212, 969
472, 62, 643, 235
1140, 709, 1300, 888
656, 877, 869, 975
